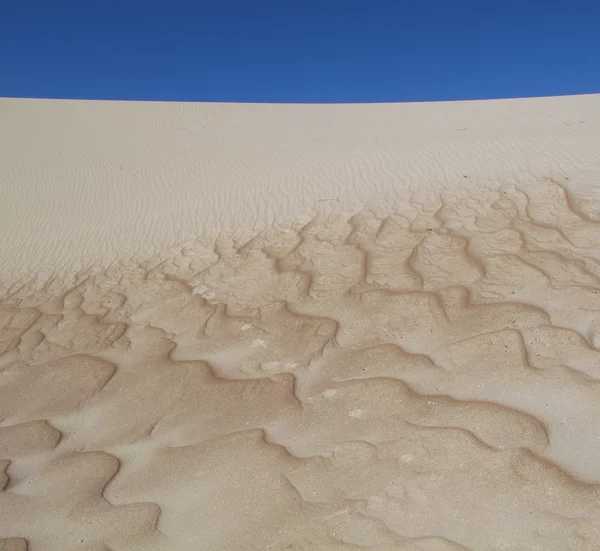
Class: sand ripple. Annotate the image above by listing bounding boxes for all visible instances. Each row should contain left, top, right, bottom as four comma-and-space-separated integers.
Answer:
2, 173, 600, 549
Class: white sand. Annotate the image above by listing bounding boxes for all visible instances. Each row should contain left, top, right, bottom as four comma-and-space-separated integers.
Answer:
1, 94, 600, 550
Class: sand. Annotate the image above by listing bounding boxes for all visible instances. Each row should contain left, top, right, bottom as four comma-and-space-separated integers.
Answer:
1, 94, 600, 550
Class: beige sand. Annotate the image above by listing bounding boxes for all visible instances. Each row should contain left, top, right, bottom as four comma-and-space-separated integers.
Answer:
1, 95, 600, 550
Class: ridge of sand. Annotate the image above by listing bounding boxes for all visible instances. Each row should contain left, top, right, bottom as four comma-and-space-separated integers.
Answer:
1, 95, 600, 550
1, 95, 599, 283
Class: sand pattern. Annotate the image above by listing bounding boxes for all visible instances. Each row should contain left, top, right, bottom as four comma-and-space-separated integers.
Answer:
1, 97, 600, 549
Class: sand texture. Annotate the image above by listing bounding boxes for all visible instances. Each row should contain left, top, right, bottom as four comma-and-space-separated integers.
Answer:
1, 95, 600, 550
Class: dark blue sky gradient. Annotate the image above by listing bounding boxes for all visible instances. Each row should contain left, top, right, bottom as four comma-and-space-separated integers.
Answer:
2, 1, 599, 103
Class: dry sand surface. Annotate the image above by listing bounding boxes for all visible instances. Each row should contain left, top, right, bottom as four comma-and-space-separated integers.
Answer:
1, 94, 600, 550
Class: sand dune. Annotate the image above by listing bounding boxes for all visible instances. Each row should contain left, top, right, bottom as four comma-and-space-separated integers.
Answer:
1, 95, 600, 550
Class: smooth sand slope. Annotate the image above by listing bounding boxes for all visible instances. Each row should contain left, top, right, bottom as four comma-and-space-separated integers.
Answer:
1, 94, 600, 550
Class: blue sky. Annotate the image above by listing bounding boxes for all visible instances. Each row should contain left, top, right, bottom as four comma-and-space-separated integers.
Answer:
2, 1, 599, 103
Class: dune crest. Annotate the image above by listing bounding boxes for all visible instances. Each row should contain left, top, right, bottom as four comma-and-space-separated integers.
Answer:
1, 96, 600, 549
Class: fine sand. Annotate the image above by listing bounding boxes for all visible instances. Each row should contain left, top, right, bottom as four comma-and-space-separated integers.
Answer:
1, 94, 600, 550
